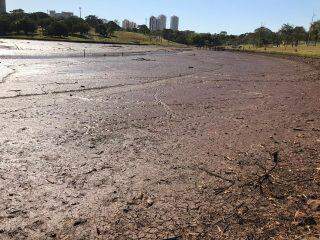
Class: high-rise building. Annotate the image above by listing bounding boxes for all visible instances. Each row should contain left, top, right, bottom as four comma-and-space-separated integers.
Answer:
49, 10, 74, 19
158, 15, 167, 30
122, 19, 137, 30
170, 16, 179, 31
149, 15, 168, 31
0, 0, 6, 14
149, 16, 158, 31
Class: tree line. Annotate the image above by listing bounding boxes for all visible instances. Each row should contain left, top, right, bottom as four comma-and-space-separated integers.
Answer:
0, 9, 121, 37
159, 22, 320, 47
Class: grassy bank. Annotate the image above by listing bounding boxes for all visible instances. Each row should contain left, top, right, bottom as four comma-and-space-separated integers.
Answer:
1, 31, 182, 47
233, 44, 320, 58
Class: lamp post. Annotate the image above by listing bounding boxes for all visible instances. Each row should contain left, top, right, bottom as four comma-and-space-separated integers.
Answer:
79, 7, 82, 18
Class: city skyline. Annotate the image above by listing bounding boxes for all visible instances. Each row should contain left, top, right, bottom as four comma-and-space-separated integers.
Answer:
149, 14, 179, 31
4, 0, 320, 34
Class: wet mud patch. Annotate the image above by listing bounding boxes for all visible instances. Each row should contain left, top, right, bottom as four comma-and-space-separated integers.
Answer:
0, 44, 319, 239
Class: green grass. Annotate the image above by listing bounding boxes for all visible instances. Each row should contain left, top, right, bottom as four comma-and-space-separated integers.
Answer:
2, 31, 182, 47
109, 31, 180, 46
235, 44, 320, 58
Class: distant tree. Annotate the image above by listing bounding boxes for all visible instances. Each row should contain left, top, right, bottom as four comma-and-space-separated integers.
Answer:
179, 31, 194, 45
29, 12, 50, 22
94, 21, 120, 38
161, 30, 197, 45
0, 14, 11, 35
273, 33, 282, 47
310, 20, 320, 45
218, 31, 228, 45
10, 9, 25, 14
73, 22, 90, 35
254, 27, 274, 46
162, 29, 175, 41
191, 33, 206, 47
15, 18, 37, 35
46, 21, 69, 36
227, 34, 239, 46
211, 34, 223, 46
85, 15, 103, 28
137, 25, 150, 35
9, 9, 26, 21
63, 16, 85, 34
106, 21, 121, 35
29, 12, 52, 34
96, 24, 109, 37
293, 26, 307, 46
240, 32, 255, 45
38, 17, 54, 30
279, 24, 295, 46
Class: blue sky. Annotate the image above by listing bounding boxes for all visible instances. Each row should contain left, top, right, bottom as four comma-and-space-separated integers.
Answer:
7, 0, 320, 34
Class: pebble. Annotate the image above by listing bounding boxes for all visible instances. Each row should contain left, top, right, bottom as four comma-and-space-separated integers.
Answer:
146, 197, 154, 207
73, 218, 87, 226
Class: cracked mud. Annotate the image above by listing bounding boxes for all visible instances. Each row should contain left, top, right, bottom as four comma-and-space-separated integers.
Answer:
0, 39, 319, 239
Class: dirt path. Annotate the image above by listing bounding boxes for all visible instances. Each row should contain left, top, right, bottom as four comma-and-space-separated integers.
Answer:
0, 42, 319, 239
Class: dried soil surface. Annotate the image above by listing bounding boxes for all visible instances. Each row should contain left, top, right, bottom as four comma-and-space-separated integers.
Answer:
0, 40, 319, 239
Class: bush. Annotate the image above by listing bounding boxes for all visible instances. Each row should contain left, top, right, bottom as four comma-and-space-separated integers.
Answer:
96, 24, 109, 37
73, 22, 90, 35
46, 21, 69, 37
0, 14, 11, 35
16, 18, 37, 35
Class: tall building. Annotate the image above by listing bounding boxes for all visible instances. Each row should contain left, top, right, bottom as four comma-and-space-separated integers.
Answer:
49, 10, 74, 19
158, 15, 167, 30
0, 0, 6, 14
149, 16, 158, 31
170, 16, 179, 31
122, 19, 137, 30
149, 15, 168, 31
